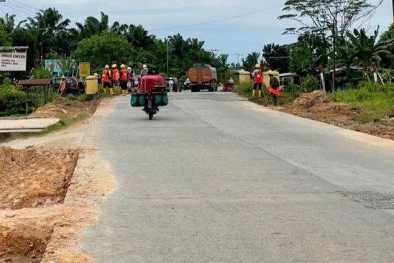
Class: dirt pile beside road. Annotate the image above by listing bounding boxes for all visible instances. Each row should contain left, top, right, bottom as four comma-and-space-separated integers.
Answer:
0, 97, 116, 263
279, 90, 394, 141
29, 97, 101, 118
0, 147, 79, 262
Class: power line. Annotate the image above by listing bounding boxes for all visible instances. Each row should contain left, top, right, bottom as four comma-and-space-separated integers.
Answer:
7, 0, 37, 15
148, 5, 282, 32
9, 0, 38, 13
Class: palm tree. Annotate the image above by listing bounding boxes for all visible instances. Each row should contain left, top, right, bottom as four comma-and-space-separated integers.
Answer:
123, 24, 155, 50
71, 12, 109, 40
24, 8, 70, 61
347, 27, 392, 77
0, 14, 25, 34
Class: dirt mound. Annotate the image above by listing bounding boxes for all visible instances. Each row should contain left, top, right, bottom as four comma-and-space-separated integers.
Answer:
0, 147, 79, 210
283, 90, 355, 119
29, 97, 101, 118
278, 90, 394, 141
292, 90, 330, 109
0, 219, 55, 263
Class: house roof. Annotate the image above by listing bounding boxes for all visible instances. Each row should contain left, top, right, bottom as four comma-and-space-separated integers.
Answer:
18, 79, 52, 86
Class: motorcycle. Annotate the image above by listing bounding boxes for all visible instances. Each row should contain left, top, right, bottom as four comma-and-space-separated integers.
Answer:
130, 74, 168, 120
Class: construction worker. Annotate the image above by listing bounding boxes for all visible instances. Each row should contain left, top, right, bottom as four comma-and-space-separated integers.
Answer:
111, 64, 119, 88
252, 64, 263, 97
101, 64, 113, 95
59, 76, 66, 95
267, 70, 280, 106
119, 64, 130, 96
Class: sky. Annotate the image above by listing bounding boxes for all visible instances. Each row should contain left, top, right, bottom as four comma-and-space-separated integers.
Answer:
0, 0, 392, 64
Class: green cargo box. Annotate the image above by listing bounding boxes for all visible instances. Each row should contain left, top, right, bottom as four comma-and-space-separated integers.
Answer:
131, 93, 168, 107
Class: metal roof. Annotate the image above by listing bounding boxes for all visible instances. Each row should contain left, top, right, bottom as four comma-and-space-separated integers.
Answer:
18, 79, 52, 86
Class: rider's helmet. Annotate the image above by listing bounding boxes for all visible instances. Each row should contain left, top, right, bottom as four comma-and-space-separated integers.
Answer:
105, 64, 109, 69
255, 64, 260, 69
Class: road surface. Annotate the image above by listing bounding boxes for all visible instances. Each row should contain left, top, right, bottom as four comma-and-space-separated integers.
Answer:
83, 92, 394, 262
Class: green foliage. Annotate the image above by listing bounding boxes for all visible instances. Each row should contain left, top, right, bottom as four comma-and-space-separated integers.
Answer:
25, 114, 88, 138
30, 64, 53, 78
279, 0, 380, 38
330, 81, 394, 122
232, 81, 253, 96
289, 42, 315, 75
26, 86, 56, 110
0, 81, 26, 116
300, 75, 319, 93
262, 43, 290, 72
72, 31, 132, 71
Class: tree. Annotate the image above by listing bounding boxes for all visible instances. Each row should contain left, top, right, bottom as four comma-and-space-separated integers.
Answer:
262, 44, 290, 72
24, 8, 71, 61
289, 42, 315, 75
347, 27, 392, 76
0, 14, 25, 34
71, 12, 109, 40
279, 0, 384, 38
242, 52, 262, 72
71, 31, 132, 72
0, 24, 12, 47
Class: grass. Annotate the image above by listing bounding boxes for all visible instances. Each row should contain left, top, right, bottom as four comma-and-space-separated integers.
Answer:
233, 80, 394, 123
329, 82, 394, 123
23, 114, 89, 138
232, 82, 299, 106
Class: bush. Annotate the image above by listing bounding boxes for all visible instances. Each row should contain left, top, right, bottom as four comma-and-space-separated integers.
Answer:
330, 82, 394, 122
300, 75, 319, 93
0, 86, 26, 116
232, 81, 253, 96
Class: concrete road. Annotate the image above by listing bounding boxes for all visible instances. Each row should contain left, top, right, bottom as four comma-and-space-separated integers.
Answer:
83, 92, 394, 263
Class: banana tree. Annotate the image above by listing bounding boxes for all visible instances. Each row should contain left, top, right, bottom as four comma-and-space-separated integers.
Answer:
347, 27, 392, 78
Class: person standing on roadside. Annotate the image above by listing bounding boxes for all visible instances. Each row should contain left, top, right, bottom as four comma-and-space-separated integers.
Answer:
111, 64, 119, 88
229, 77, 234, 89
168, 77, 174, 92
267, 70, 280, 106
251, 64, 263, 97
119, 64, 130, 96
101, 64, 113, 95
59, 76, 66, 95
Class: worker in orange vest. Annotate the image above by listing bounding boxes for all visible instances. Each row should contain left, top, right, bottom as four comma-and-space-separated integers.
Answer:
59, 76, 66, 95
101, 64, 113, 95
119, 64, 130, 96
252, 63, 263, 97
267, 70, 281, 106
111, 64, 119, 89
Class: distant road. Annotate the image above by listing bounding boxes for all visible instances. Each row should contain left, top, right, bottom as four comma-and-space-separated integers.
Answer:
83, 92, 394, 263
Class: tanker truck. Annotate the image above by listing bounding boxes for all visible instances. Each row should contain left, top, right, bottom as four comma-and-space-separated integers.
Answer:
187, 64, 218, 92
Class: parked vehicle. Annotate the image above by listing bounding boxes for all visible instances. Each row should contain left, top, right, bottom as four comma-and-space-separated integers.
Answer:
51, 76, 84, 94
187, 64, 218, 92
165, 77, 181, 92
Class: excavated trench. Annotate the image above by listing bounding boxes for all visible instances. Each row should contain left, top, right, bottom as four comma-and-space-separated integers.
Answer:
0, 147, 79, 262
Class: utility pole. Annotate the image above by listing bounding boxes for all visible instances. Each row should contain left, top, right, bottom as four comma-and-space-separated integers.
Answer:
332, 16, 337, 92
392, 0, 394, 43
236, 54, 242, 69
166, 38, 169, 76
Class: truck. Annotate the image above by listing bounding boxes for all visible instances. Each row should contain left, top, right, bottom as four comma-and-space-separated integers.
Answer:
187, 64, 218, 92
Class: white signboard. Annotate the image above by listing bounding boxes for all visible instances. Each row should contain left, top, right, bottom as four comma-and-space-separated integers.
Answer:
0, 52, 27, 71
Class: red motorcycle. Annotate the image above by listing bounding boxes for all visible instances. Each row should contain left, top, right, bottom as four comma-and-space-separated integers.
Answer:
130, 74, 168, 120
